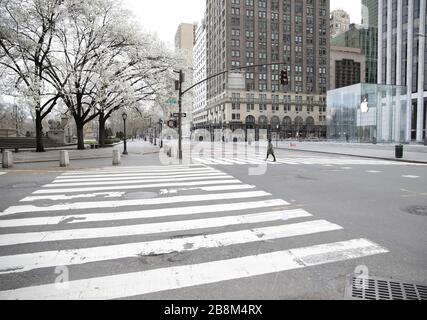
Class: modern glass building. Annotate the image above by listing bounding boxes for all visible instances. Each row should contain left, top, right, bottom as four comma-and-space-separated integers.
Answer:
331, 24, 378, 85
327, 83, 408, 143
378, 0, 427, 142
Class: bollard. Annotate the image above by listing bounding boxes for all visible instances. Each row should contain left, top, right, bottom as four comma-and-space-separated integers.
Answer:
59, 151, 70, 167
113, 150, 121, 166
2, 151, 13, 169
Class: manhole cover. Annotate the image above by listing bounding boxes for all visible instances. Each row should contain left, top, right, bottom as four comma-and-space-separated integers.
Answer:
124, 192, 157, 200
405, 206, 427, 217
345, 274, 427, 300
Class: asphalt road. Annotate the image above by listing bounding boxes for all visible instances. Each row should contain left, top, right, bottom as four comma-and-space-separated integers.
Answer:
0, 141, 425, 300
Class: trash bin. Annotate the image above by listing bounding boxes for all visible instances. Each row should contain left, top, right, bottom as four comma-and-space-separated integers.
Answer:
395, 145, 403, 159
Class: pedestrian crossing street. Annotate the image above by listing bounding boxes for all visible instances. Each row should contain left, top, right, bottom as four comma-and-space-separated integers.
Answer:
0, 164, 388, 299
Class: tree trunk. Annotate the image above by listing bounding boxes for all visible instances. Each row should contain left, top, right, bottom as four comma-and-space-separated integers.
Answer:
98, 114, 106, 148
76, 121, 85, 150
35, 109, 45, 153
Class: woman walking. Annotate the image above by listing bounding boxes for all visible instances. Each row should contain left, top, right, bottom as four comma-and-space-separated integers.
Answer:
265, 138, 277, 162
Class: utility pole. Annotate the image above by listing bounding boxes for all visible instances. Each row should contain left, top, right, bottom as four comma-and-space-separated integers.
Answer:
174, 70, 184, 161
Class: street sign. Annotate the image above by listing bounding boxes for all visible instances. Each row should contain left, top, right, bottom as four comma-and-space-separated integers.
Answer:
167, 98, 177, 104
167, 120, 177, 128
173, 113, 187, 118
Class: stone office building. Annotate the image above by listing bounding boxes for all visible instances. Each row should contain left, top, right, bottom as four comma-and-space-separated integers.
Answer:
193, 0, 330, 140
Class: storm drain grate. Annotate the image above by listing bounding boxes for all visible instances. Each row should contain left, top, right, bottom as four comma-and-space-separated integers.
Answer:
345, 275, 427, 300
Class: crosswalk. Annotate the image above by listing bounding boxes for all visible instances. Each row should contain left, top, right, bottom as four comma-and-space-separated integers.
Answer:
191, 155, 424, 166
0, 164, 388, 300
185, 145, 424, 167
0, 172, 7, 176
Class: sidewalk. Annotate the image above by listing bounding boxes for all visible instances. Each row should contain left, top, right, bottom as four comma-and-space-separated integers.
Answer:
276, 141, 427, 164
0, 140, 160, 164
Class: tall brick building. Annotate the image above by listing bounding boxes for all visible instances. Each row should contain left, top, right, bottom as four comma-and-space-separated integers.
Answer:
193, 0, 330, 140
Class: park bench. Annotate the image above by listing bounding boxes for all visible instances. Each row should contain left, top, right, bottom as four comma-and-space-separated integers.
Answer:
0, 137, 64, 153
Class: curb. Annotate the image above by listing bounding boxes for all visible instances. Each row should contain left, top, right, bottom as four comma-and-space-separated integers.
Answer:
0, 150, 161, 165
277, 147, 427, 164
1, 155, 114, 165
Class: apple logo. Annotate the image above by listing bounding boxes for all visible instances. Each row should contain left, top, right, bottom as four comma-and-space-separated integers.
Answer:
360, 98, 369, 113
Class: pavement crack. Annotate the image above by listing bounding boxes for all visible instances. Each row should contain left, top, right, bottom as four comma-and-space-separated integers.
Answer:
59, 217, 86, 224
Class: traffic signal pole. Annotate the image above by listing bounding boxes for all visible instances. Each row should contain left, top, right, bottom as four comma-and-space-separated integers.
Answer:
178, 71, 183, 161
173, 62, 288, 161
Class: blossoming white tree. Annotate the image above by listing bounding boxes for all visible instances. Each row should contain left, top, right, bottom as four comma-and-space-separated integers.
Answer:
0, 0, 64, 151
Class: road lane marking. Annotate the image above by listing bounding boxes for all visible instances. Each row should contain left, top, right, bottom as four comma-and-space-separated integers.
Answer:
43, 175, 232, 188
402, 175, 420, 179
51, 172, 228, 184
0, 220, 342, 274
200, 159, 232, 165
0, 199, 289, 228
219, 159, 248, 165
21, 192, 126, 202
60, 164, 209, 175
55, 170, 219, 180
23, 185, 255, 202
32, 179, 242, 194
0, 172, 7, 176
61, 166, 211, 176
0, 239, 388, 300
1, 191, 272, 216
0, 209, 312, 247
366, 170, 382, 173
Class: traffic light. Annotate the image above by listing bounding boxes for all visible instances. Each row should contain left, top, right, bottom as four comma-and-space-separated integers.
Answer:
280, 69, 288, 86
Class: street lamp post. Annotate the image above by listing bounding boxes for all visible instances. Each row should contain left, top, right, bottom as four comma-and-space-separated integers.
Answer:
159, 119, 164, 148
122, 112, 128, 155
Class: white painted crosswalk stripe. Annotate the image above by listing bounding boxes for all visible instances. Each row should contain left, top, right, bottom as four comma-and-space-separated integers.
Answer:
0, 220, 343, 274
0, 172, 7, 176
51, 172, 228, 184
33, 179, 242, 195
0, 209, 312, 247
55, 170, 219, 181
1, 191, 272, 216
21, 192, 126, 202
0, 239, 388, 300
217, 158, 248, 165
21, 185, 256, 202
45, 174, 232, 188
0, 199, 289, 228
61, 166, 210, 176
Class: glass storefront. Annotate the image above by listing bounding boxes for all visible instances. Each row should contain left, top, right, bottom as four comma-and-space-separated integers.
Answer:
327, 83, 408, 144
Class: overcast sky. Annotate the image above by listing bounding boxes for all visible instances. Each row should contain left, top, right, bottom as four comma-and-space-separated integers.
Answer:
122, 0, 362, 48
